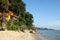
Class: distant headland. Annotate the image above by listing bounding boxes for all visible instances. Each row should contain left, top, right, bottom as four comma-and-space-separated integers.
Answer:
36, 27, 54, 30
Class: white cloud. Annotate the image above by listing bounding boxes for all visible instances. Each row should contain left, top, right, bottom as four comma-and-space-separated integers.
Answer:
40, 20, 60, 30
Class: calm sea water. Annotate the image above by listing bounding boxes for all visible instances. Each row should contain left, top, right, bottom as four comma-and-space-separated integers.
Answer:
37, 30, 60, 40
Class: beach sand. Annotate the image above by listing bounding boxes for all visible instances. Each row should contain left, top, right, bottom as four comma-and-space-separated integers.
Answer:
0, 30, 40, 40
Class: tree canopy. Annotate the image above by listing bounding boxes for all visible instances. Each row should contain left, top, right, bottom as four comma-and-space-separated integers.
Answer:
0, 0, 34, 31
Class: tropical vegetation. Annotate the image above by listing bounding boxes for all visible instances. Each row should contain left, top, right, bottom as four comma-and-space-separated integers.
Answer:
0, 0, 35, 31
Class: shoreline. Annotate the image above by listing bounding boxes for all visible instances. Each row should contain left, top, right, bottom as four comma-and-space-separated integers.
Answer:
33, 33, 41, 40
0, 30, 41, 40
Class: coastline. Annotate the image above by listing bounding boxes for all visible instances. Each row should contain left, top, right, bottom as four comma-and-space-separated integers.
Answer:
33, 33, 41, 40
0, 30, 41, 40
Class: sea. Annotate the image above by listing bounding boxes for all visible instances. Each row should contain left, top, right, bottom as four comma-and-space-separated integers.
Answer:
37, 29, 60, 40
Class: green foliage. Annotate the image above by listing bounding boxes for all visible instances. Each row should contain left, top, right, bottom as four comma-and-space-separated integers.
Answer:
18, 12, 33, 29
0, 0, 10, 11
0, 20, 2, 27
19, 16, 26, 26
7, 21, 18, 31
10, 24, 18, 31
0, 0, 34, 31
6, 21, 11, 30
9, 0, 25, 16
25, 12, 33, 26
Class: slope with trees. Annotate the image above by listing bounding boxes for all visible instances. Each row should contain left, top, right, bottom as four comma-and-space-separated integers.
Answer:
0, 0, 35, 31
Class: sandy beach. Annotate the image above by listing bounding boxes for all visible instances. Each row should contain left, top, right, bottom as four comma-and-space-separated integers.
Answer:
0, 31, 39, 40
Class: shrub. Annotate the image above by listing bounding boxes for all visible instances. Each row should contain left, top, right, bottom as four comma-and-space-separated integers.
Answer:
7, 21, 18, 31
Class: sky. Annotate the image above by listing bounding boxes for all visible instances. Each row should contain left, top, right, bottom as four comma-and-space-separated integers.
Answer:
22, 0, 60, 30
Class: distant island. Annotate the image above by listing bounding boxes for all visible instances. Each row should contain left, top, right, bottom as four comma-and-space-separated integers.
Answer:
37, 27, 54, 30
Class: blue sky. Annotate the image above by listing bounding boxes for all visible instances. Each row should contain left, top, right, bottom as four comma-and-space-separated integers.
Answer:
22, 0, 60, 30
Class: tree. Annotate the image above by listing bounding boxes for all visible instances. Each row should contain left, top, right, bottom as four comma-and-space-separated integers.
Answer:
0, 0, 10, 12
9, 0, 25, 16
24, 12, 33, 29
0, 0, 34, 31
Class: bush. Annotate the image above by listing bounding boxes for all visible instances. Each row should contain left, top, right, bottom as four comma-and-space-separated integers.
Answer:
7, 21, 18, 31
